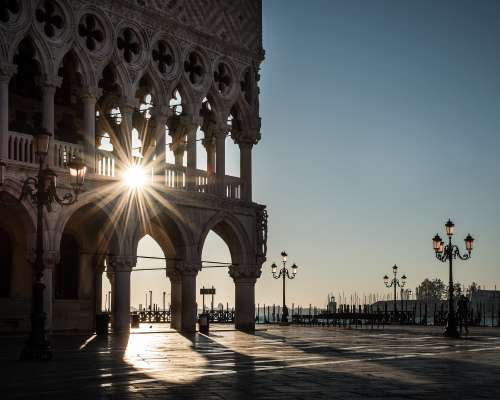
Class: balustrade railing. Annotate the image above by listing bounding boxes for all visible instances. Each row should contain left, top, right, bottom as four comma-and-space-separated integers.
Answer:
6, 133, 243, 200
225, 175, 241, 200
53, 140, 83, 168
7, 131, 35, 165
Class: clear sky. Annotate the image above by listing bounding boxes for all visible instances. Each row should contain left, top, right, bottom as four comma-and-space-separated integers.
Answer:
115, 0, 500, 311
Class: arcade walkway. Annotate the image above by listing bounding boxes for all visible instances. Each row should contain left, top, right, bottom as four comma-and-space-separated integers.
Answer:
1, 325, 500, 399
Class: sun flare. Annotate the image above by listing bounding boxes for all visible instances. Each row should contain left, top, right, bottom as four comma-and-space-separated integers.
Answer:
124, 165, 146, 188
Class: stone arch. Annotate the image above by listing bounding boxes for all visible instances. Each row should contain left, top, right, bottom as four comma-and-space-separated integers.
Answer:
53, 194, 121, 257
9, 32, 53, 77
133, 69, 166, 109
56, 46, 95, 89
198, 211, 252, 267
129, 203, 193, 267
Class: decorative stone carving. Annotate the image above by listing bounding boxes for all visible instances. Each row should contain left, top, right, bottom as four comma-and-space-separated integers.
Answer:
184, 51, 205, 86
152, 40, 174, 76
214, 62, 233, 96
117, 28, 141, 64
229, 264, 261, 281
0, 0, 20, 24
78, 14, 104, 52
108, 255, 136, 272
256, 206, 268, 260
35, 0, 65, 39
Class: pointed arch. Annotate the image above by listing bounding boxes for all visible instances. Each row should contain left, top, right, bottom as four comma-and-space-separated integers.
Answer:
198, 211, 252, 267
56, 47, 95, 88
9, 33, 53, 77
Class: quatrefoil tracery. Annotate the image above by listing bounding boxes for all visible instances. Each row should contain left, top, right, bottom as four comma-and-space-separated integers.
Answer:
152, 41, 174, 75
0, 0, 20, 23
36, 0, 64, 38
78, 14, 104, 52
214, 62, 232, 95
117, 28, 140, 63
184, 51, 205, 86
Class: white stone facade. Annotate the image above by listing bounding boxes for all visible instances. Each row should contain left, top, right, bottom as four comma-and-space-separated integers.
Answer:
0, 0, 266, 333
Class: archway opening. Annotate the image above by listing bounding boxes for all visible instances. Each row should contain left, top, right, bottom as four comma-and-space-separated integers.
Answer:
130, 235, 171, 320
198, 230, 234, 315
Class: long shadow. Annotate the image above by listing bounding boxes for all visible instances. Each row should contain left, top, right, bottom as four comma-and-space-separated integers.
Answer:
1, 327, 499, 399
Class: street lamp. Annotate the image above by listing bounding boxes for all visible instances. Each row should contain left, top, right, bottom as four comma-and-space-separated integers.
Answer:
383, 264, 407, 321
271, 251, 298, 324
19, 130, 86, 360
432, 219, 474, 338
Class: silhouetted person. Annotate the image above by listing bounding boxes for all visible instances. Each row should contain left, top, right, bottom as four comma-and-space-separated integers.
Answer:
282, 305, 289, 323
457, 294, 470, 334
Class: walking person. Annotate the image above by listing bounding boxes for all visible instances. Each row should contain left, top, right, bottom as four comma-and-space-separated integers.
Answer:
457, 294, 470, 335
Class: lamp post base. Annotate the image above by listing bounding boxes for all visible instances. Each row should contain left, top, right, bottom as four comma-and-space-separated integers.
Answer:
19, 281, 53, 361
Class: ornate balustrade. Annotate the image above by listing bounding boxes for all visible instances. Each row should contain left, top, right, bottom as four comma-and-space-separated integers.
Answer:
5, 132, 243, 200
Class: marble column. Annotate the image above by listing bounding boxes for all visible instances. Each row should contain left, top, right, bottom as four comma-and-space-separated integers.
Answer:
80, 88, 100, 173
215, 129, 226, 196
167, 271, 182, 331
186, 124, 198, 191
117, 101, 135, 171
152, 109, 169, 181
181, 269, 198, 333
40, 76, 62, 167
239, 140, 253, 202
203, 135, 216, 193
42, 251, 58, 332
231, 266, 261, 333
109, 256, 136, 333
0, 63, 17, 160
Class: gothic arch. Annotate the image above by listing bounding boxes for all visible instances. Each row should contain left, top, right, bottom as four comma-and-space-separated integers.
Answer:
56, 46, 95, 89
133, 69, 167, 108
9, 33, 53, 78
198, 211, 252, 267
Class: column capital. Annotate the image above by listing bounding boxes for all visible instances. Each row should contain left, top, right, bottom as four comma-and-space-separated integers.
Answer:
108, 255, 136, 272
119, 98, 138, 114
176, 261, 202, 276
80, 86, 102, 101
37, 74, 63, 89
0, 63, 17, 83
229, 265, 261, 282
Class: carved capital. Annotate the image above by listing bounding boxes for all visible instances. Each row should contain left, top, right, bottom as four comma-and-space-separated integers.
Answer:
229, 264, 261, 282
0, 63, 17, 83
80, 86, 102, 101
37, 74, 63, 89
108, 255, 136, 272
171, 261, 202, 276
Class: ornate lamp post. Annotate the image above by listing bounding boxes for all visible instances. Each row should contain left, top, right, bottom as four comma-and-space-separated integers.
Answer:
19, 131, 87, 360
383, 265, 407, 321
432, 219, 474, 338
271, 251, 298, 324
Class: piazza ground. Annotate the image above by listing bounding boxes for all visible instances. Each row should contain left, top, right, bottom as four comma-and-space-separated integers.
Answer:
1, 325, 500, 399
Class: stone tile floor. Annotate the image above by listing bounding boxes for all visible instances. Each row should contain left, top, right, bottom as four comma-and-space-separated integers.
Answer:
1, 324, 500, 399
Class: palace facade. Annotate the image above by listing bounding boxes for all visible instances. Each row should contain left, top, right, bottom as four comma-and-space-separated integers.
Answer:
0, 0, 266, 333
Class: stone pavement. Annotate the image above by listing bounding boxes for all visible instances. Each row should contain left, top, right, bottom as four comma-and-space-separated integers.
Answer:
1, 325, 500, 399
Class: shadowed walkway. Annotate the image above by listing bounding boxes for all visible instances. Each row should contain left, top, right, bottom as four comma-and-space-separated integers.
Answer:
1, 325, 500, 399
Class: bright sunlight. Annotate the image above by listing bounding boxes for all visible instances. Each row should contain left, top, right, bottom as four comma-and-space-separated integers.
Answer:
124, 165, 146, 188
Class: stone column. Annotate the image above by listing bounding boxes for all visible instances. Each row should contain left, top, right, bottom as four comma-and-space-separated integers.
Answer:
167, 271, 182, 331
186, 124, 198, 191
0, 63, 17, 160
109, 256, 136, 333
215, 129, 226, 196
181, 268, 199, 333
95, 263, 105, 314
239, 140, 253, 202
39, 76, 62, 167
152, 108, 169, 180
42, 251, 58, 332
203, 135, 216, 193
231, 266, 261, 332
117, 101, 136, 171
80, 88, 101, 173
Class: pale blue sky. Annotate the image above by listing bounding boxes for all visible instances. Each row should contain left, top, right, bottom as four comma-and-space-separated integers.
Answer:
119, 0, 500, 310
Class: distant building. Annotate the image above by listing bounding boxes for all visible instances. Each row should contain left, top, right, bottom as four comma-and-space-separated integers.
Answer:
470, 289, 500, 308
